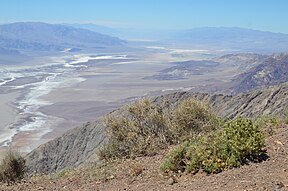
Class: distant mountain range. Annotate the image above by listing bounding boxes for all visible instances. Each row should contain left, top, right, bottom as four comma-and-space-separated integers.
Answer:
62, 24, 288, 53
1, 22, 288, 54
0, 22, 125, 52
168, 27, 288, 53
64, 23, 120, 37
0, 47, 21, 55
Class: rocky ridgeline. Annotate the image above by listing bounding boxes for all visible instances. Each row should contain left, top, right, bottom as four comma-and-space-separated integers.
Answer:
232, 53, 288, 93
156, 82, 288, 119
25, 83, 288, 175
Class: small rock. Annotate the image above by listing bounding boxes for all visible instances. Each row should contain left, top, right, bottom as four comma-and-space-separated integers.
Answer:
274, 181, 284, 191
128, 177, 136, 184
108, 175, 115, 180
167, 177, 175, 185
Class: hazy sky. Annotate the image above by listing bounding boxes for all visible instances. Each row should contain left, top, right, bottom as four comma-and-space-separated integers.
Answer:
1, 0, 288, 33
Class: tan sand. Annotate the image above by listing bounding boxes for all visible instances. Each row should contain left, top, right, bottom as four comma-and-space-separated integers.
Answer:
0, 91, 19, 129
0, 91, 20, 145
0, 91, 20, 159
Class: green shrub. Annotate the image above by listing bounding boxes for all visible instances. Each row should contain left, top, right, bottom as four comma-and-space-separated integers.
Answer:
222, 118, 265, 163
161, 118, 265, 174
99, 98, 219, 160
0, 151, 26, 184
160, 142, 189, 173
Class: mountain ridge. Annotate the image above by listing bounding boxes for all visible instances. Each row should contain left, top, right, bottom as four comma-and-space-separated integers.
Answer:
232, 52, 288, 93
0, 22, 125, 52
167, 27, 288, 53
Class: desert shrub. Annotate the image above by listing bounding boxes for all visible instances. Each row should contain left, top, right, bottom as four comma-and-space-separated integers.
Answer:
0, 151, 26, 184
169, 98, 221, 142
161, 118, 265, 174
256, 115, 280, 127
255, 115, 281, 136
221, 118, 264, 164
160, 142, 190, 173
256, 113, 288, 127
99, 99, 172, 159
99, 98, 219, 160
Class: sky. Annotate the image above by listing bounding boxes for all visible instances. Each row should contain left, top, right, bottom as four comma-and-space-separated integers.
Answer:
1, 0, 288, 33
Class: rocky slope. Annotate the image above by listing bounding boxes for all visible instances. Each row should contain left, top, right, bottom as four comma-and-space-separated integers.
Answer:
146, 53, 265, 81
214, 53, 266, 71
232, 53, 288, 94
156, 82, 288, 119
144, 60, 220, 80
26, 121, 107, 174
25, 82, 288, 175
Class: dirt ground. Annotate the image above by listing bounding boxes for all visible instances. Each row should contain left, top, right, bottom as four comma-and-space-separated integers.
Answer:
1, 124, 288, 191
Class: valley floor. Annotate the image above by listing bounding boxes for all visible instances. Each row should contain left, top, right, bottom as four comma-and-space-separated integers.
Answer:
1, 124, 288, 191
0, 49, 224, 154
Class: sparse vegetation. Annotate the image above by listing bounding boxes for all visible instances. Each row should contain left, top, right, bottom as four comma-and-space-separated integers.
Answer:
256, 115, 280, 127
169, 98, 221, 142
99, 98, 219, 160
99, 99, 172, 159
99, 98, 267, 176
1, 98, 287, 190
255, 115, 281, 136
255, 114, 288, 136
0, 151, 26, 184
161, 118, 265, 174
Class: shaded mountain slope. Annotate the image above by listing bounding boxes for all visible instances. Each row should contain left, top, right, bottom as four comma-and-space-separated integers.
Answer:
26, 121, 107, 175
213, 53, 266, 71
233, 53, 288, 94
